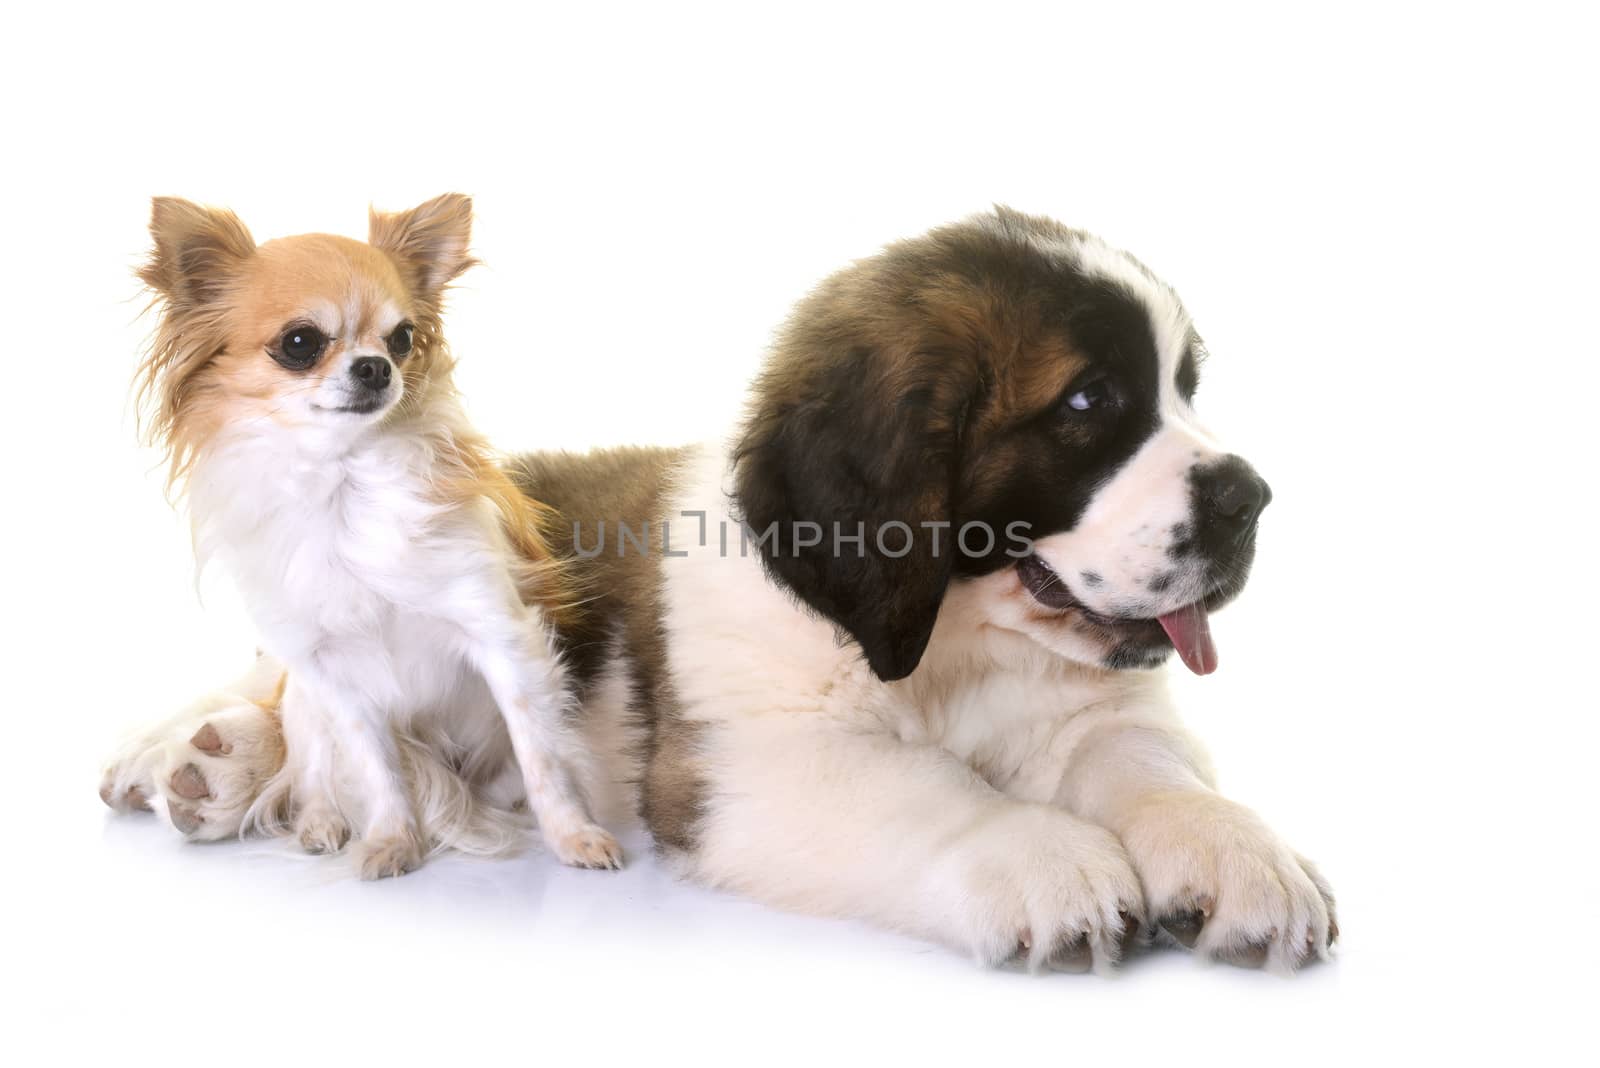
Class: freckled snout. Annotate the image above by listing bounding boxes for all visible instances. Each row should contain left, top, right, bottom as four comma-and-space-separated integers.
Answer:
350, 355, 393, 393
1191, 456, 1271, 556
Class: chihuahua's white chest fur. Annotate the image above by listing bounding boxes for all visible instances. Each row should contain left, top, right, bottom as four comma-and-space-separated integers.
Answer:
186, 409, 620, 875
195, 423, 477, 711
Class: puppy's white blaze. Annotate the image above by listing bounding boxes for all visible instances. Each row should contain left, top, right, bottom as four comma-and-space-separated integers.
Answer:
1033, 426, 1218, 614
1032, 230, 1194, 369
1045, 231, 1217, 427
1007, 231, 1236, 614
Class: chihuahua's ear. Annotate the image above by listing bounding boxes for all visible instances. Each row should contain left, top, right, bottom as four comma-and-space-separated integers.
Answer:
142, 197, 255, 308
368, 193, 476, 299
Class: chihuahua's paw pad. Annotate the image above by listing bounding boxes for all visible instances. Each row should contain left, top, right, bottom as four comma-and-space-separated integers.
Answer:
296, 809, 352, 855
99, 775, 152, 813
550, 825, 624, 870
357, 834, 425, 880
1124, 792, 1336, 972
100, 699, 284, 841
158, 704, 285, 842
100, 731, 164, 815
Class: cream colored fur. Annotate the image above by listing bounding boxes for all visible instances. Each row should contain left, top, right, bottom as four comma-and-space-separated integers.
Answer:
654, 446, 1333, 973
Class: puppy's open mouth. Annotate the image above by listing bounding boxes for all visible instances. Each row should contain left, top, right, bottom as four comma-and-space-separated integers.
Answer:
1016, 553, 1219, 675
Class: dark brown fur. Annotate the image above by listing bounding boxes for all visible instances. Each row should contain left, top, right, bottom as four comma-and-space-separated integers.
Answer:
507, 446, 708, 853
731, 207, 1110, 681
507, 209, 1172, 852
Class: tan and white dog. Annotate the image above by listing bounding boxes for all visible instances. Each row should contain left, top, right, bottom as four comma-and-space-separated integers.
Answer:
99, 196, 621, 879
105, 207, 1334, 972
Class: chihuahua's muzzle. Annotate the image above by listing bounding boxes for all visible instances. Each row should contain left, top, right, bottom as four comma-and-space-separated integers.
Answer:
345, 356, 394, 413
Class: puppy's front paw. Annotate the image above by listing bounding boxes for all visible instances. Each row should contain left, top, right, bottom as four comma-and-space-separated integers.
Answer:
940, 804, 1145, 974
357, 831, 425, 881
1121, 791, 1336, 972
548, 824, 624, 870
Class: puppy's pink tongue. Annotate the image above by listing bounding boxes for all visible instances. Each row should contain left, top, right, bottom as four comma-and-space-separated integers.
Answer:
1158, 603, 1218, 675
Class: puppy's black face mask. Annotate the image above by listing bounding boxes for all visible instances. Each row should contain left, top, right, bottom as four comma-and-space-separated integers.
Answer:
734, 207, 1262, 681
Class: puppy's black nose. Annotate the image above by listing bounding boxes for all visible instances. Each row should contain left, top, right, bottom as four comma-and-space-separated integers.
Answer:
1195, 456, 1271, 535
351, 356, 392, 392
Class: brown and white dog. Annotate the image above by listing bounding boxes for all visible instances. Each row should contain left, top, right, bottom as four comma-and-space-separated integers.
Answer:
98, 196, 621, 878
104, 207, 1335, 971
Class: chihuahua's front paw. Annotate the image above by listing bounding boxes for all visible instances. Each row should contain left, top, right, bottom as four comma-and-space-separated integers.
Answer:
548, 824, 624, 870
1120, 791, 1336, 972
357, 830, 425, 880
939, 804, 1145, 973
295, 805, 351, 855
99, 767, 153, 814
101, 700, 285, 841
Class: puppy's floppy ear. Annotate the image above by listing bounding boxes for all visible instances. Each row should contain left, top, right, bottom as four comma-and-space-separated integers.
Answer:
369, 193, 477, 298
141, 197, 255, 308
734, 319, 973, 682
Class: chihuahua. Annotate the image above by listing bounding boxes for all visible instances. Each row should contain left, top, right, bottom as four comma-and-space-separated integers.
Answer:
99, 195, 622, 878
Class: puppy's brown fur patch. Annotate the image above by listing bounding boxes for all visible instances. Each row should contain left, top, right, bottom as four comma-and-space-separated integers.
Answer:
508, 446, 706, 853
732, 207, 1104, 681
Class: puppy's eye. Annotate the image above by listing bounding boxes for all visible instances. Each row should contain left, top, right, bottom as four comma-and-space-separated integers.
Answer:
275, 325, 327, 370
387, 322, 415, 360
1063, 379, 1115, 413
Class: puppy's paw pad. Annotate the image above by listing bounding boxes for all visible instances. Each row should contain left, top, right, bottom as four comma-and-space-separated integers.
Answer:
1217, 936, 1273, 969
1125, 796, 1334, 972
551, 826, 624, 870
1156, 895, 1212, 949
1159, 911, 1205, 948
358, 836, 423, 880
1114, 909, 1146, 962
1045, 931, 1094, 974
958, 810, 1143, 974
1298, 854, 1340, 950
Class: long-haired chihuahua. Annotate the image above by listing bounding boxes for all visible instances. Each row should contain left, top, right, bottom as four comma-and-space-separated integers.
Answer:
99, 195, 622, 878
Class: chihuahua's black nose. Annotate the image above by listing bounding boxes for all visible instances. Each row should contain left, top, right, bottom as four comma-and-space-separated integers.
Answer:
351, 356, 392, 392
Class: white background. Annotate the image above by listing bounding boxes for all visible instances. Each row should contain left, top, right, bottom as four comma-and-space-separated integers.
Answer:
4, 2, 1596, 1064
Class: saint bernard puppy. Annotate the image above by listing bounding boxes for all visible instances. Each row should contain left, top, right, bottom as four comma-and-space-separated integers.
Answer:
103, 207, 1335, 974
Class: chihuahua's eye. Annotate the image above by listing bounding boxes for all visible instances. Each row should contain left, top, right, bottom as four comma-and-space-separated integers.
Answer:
275, 325, 327, 370
387, 322, 415, 360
